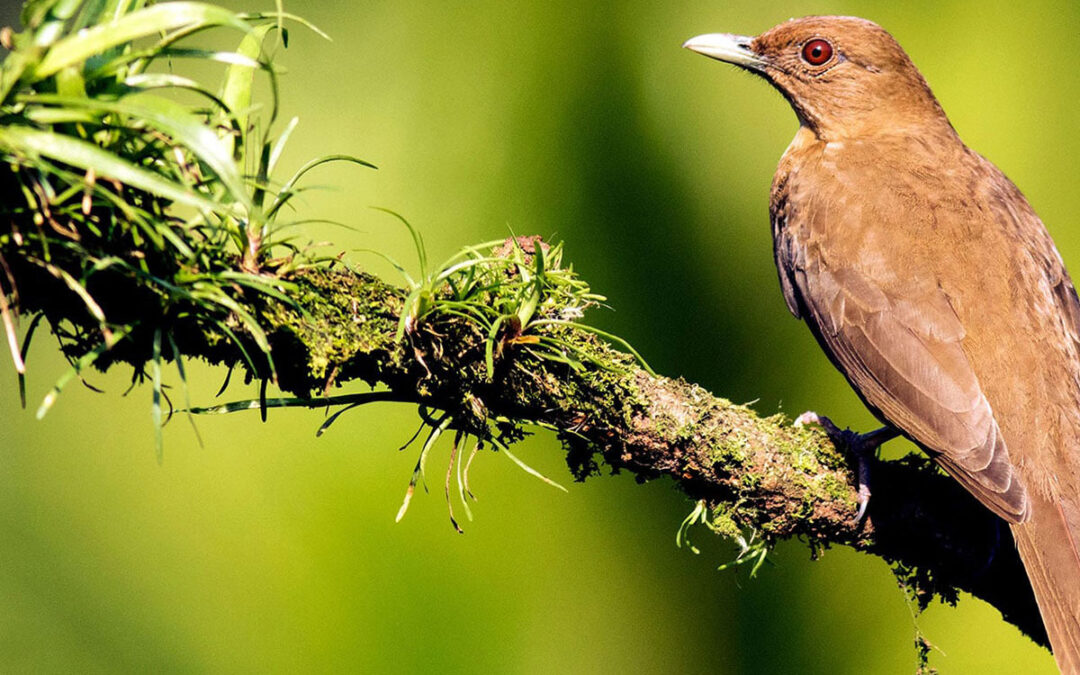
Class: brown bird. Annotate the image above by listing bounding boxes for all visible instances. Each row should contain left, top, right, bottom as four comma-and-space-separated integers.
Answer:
685, 16, 1080, 671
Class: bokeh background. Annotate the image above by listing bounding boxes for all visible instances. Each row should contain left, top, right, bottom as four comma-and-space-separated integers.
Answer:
2, 0, 1078, 671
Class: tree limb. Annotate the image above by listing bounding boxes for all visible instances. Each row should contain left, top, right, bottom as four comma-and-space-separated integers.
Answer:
4, 247, 1046, 647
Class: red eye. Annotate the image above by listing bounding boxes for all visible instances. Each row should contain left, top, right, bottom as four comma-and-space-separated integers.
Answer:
801, 39, 833, 66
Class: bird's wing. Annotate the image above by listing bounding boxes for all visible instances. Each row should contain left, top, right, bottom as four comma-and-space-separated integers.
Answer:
772, 216, 802, 319
780, 240, 1029, 521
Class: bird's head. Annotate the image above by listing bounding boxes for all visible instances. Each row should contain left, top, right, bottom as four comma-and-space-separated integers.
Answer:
684, 16, 955, 141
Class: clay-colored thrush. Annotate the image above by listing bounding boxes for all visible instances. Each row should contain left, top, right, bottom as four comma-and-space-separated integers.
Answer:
685, 16, 1080, 670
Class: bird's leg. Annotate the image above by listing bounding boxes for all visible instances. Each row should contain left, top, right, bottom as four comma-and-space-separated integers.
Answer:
794, 411, 900, 522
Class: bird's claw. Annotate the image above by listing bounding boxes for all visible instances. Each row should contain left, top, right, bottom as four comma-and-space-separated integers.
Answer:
796, 411, 896, 524
795, 411, 841, 436
855, 481, 871, 523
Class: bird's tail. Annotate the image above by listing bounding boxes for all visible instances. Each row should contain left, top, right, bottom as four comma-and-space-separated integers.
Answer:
1012, 492, 1080, 674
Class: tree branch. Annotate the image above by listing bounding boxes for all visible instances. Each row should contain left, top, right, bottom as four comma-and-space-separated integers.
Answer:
5, 247, 1046, 647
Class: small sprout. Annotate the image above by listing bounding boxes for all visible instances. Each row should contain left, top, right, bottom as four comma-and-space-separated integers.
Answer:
676, 499, 709, 554
379, 227, 653, 381
716, 526, 773, 578
395, 414, 452, 523
394, 484, 415, 524
490, 435, 567, 493
444, 431, 465, 534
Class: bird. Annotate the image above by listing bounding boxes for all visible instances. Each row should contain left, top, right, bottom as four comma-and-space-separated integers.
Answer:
684, 16, 1080, 672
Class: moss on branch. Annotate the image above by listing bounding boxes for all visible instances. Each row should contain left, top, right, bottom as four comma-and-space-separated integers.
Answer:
273, 262, 1047, 646
16, 240, 1042, 644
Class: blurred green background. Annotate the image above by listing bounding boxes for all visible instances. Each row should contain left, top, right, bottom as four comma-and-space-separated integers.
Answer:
2, 0, 1078, 671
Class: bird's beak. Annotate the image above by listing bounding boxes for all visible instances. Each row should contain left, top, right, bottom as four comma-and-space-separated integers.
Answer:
682, 33, 766, 72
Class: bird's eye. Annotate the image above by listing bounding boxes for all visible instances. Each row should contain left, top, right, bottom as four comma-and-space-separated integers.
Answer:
801, 39, 834, 66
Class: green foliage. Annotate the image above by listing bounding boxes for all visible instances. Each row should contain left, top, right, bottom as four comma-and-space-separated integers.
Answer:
0, 0, 655, 534
677, 498, 772, 576
0, 0, 372, 432
192, 231, 652, 531
369, 221, 654, 379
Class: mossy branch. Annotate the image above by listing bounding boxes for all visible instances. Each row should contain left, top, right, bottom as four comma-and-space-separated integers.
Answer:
0, 0, 1047, 654
5, 236, 1047, 646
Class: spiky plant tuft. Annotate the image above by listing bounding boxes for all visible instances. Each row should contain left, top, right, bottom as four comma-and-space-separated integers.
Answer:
0, 0, 372, 456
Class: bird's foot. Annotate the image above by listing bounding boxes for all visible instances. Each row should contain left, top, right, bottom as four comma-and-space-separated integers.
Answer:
794, 412, 899, 523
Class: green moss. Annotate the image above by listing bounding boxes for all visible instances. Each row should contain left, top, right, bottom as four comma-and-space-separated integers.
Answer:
708, 506, 743, 540
818, 473, 854, 503
704, 425, 752, 467
739, 471, 760, 490
256, 269, 405, 391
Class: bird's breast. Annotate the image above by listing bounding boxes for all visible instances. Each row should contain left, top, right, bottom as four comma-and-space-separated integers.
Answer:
773, 133, 983, 271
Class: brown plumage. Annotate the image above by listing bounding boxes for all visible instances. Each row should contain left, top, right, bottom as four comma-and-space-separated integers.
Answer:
686, 16, 1080, 672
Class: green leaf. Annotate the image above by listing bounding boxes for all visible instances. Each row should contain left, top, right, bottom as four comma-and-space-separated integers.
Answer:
354, 248, 417, 289
28, 258, 107, 328
268, 155, 376, 219
455, 436, 474, 522
315, 403, 360, 437
23, 92, 252, 210
34, 2, 251, 79
220, 23, 278, 159
396, 414, 453, 523
484, 315, 507, 378
184, 391, 404, 415
432, 255, 512, 285
166, 332, 203, 447
151, 326, 164, 462
371, 209, 428, 283
238, 11, 331, 41
0, 126, 232, 215
676, 499, 708, 555
490, 436, 567, 492
530, 319, 656, 376
37, 325, 132, 419
516, 275, 541, 327
266, 116, 298, 175
22, 106, 100, 124
17, 313, 44, 409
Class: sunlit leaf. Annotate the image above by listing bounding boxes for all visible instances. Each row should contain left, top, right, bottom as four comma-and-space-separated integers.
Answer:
22, 92, 253, 209
34, 2, 250, 78
0, 126, 231, 214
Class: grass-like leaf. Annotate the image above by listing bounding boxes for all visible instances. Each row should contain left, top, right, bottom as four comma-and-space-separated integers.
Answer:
0, 126, 231, 214
396, 413, 452, 523
151, 326, 164, 462
37, 325, 132, 419
489, 436, 567, 492
185, 390, 407, 415
22, 92, 253, 209
34, 2, 251, 79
